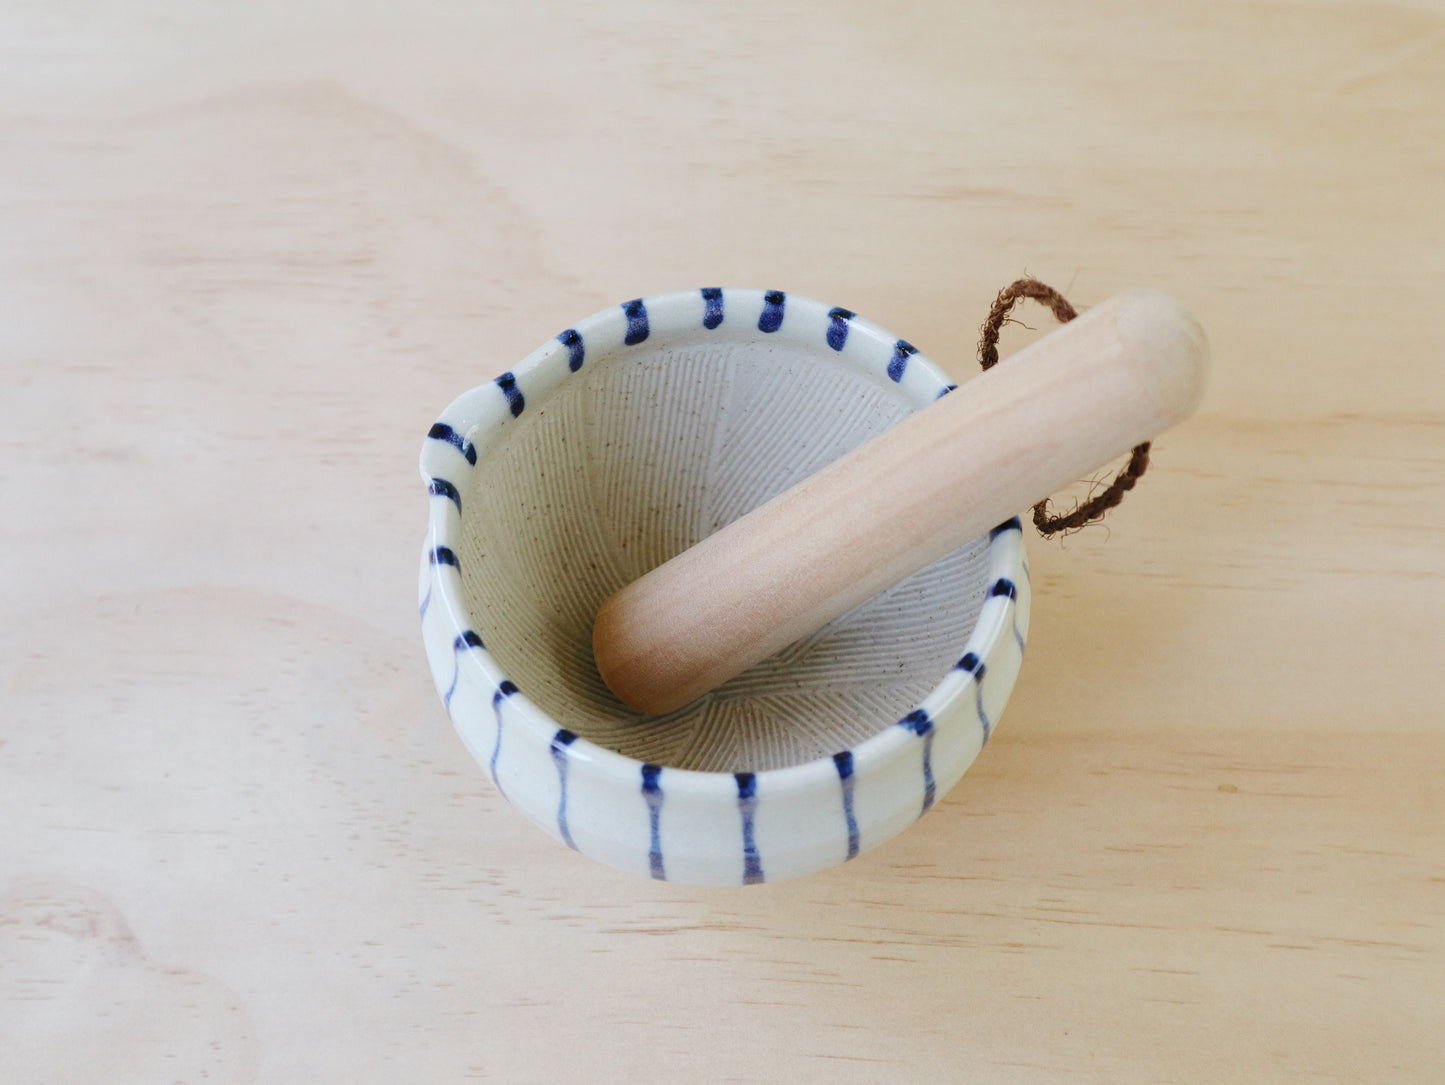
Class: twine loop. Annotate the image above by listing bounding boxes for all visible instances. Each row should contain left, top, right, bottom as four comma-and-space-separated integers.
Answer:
977, 278, 1151, 537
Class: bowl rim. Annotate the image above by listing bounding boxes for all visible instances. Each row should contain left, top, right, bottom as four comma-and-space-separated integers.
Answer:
420, 287, 1027, 800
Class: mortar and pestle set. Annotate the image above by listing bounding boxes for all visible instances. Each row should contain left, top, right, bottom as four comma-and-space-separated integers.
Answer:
419, 286, 1207, 885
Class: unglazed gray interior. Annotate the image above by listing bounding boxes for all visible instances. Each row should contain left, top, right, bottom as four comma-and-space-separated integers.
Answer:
458, 333, 991, 772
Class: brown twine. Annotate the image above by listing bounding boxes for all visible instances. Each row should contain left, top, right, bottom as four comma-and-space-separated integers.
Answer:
977, 278, 1150, 537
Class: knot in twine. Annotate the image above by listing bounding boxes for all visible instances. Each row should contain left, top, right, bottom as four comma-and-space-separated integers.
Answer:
977, 278, 1151, 537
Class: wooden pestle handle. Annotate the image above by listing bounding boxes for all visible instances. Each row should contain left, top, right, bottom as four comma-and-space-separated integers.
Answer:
592, 289, 1210, 715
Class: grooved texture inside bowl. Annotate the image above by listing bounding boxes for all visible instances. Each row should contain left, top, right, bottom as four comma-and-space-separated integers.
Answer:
459, 334, 990, 772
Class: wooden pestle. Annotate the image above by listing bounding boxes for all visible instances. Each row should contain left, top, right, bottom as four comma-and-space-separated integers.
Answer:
592, 289, 1209, 716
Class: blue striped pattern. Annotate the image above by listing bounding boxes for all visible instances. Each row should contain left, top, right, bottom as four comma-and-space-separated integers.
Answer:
495, 371, 525, 417
419, 288, 1031, 884
550, 729, 579, 849
736, 772, 764, 884
887, 339, 917, 383
444, 631, 484, 707
623, 298, 650, 345
558, 329, 584, 371
427, 422, 477, 465
701, 288, 724, 329
489, 679, 519, 799
834, 751, 860, 860
921, 731, 937, 811
443, 655, 460, 708
900, 709, 937, 812
988, 576, 1021, 668
428, 477, 462, 513
758, 290, 785, 333
642, 763, 666, 880
955, 651, 992, 743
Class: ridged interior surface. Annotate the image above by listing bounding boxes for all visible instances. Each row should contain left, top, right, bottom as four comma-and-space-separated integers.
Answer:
459, 335, 991, 772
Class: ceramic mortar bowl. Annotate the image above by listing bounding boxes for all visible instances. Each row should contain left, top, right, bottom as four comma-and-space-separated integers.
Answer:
418, 289, 1029, 885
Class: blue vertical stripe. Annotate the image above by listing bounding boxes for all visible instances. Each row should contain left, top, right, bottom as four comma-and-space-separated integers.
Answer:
736, 772, 764, 884
622, 298, 650, 345
826, 307, 853, 351
975, 682, 993, 745
550, 729, 579, 849
489, 680, 519, 800
758, 291, 785, 333
642, 763, 666, 880
833, 751, 860, 860
558, 328, 585, 371
899, 709, 937, 814
955, 651, 993, 744
921, 731, 937, 811
990, 575, 1023, 659
701, 288, 724, 329
444, 630, 485, 709
887, 339, 917, 383
495, 371, 525, 417
443, 665, 458, 711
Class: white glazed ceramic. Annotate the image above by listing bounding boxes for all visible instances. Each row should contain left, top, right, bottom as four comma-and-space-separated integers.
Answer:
419, 289, 1029, 885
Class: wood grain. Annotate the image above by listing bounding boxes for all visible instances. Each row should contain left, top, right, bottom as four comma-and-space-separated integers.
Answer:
2, 1, 1441, 1082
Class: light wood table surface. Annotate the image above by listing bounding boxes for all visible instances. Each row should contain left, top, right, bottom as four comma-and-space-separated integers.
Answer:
3, 3, 1441, 1081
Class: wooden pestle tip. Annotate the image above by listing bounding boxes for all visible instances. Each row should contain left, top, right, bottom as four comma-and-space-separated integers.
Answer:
1110, 288, 1210, 427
